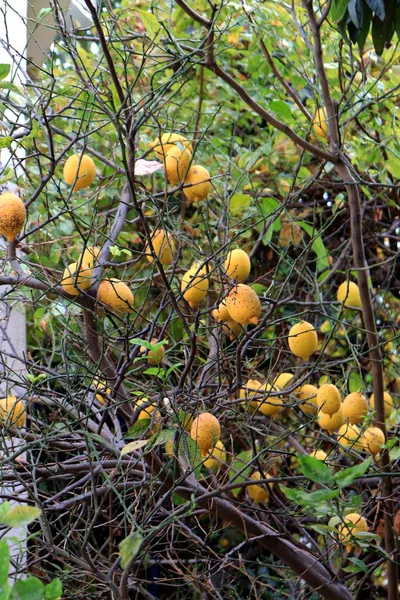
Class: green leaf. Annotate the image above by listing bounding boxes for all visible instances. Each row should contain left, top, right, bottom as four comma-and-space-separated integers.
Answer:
125, 419, 151, 439
297, 221, 330, 272
297, 454, 333, 484
348, 372, 363, 393
269, 100, 292, 120
44, 579, 63, 600
0, 503, 11, 520
119, 532, 143, 570
120, 440, 148, 456
37, 7, 52, 19
148, 428, 176, 449
0, 137, 13, 149
333, 458, 371, 489
13, 577, 44, 600
0, 540, 10, 587
135, 9, 162, 42
228, 450, 252, 498
280, 485, 340, 505
386, 150, 400, 178
143, 367, 166, 379
0, 505, 41, 528
230, 193, 252, 214
0, 64, 10, 81
178, 435, 203, 477
344, 557, 369, 573
172, 493, 187, 506
330, 0, 349, 22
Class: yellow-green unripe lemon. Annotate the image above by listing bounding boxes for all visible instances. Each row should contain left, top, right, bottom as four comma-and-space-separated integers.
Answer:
224, 249, 251, 282
183, 165, 212, 203
181, 267, 209, 308
317, 407, 344, 434
338, 513, 368, 551
148, 133, 192, 158
0, 396, 26, 428
0, 192, 26, 242
190, 413, 220, 452
370, 391, 393, 419
317, 384, 342, 416
146, 229, 175, 266
337, 281, 362, 309
212, 299, 230, 322
288, 321, 318, 360
337, 423, 363, 451
164, 145, 192, 185
247, 471, 271, 503
296, 384, 319, 415
362, 426, 385, 456
61, 261, 92, 296
97, 279, 134, 314
309, 449, 327, 461
342, 392, 368, 424
203, 440, 226, 470
63, 154, 96, 192
225, 284, 261, 325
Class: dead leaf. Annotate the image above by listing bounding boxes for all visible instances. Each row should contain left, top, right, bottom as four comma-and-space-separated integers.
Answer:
134, 159, 162, 176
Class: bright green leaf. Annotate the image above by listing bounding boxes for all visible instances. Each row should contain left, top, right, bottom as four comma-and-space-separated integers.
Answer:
0, 64, 10, 81
280, 485, 339, 505
230, 193, 252, 214
119, 532, 143, 570
44, 579, 63, 600
0, 505, 41, 528
120, 440, 148, 456
297, 454, 333, 484
348, 372, 363, 393
13, 577, 44, 600
333, 458, 371, 489
0, 540, 10, 587
135, 9, 162, 42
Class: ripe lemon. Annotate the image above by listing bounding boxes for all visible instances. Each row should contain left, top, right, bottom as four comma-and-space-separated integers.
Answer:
135, 398, 162, 435
362, 426, 385, 456
63, 154, 96, 192
296, 384, 318, 415
181, 266, 209, 308
337, 423, 363, 451
247, 471, 271, 503
97, 279, 134, 314
81, 246, 100, 269
0, 396, 26, 428
225, 284, 261, 325
337, 281, 362, 309
312, 107, 328, 140
146, 229, 175, 265
317, 384, 341, 416
317, 407, 344, 434
342, 392, 368, 424
370, 391, 393, 419
164, 145, 192, 185
224, 249, 251, 282
309, 449, 327, 461
183, 165, 212, 203
338, 513, 368, 551
148, 133, 192, 158
288, 321, 318, 360
0, 192, 26, 242
93, 377, 111, 404
190, 413, 220, 451
212, 299, 230, 322
61, 261, 92, 296
222, 319, 243, 340
203, 440, 226, 470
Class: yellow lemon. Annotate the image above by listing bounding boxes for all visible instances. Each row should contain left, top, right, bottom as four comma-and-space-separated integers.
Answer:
312, 107, 328, 140
342, 392, 368, 424
63, 154, 96, 192
146, 229, 175, 265
0, 396, 26, 428
296, 384, 319, 415
370, 391, 393, 419
288, 321, 318, 360
309, 449, 327, 461
362, 426, 385, 456
318, 407, 344, 434
225, 284, 261, 325
224, 249, 251, 282
317, 384, 342, 416
0, 192, 26, 241
61, 262, 92, 296
247, 471, 271, 503
164, 145, 192, 185
97, 279, 134, 314
203, 440, 226, 470
337, 281, 362, 309
181, 266, 209, 308
183, 165, 212, 203
190, 413, 220, 451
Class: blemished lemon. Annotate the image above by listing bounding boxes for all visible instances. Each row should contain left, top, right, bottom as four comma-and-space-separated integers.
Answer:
146, 229, 175, 266
288, 321, 318, 360
247, 471, 271, 503
190, 413, 220, 451
203, 440, 227, 470
362, 426, 385, 456
370, 391, 393, 419
224, 249, 251, 282
337, 281, 362, 308
183, 165, 212, 203
317, 384, 342, 416
342, 392, 368, 424
63, 154, 96, 192
0, 192, 26, 241
225, 284, 261, 325
296, 384, 319, 415
81, 246, 100, 269
97, 279, 134, 314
